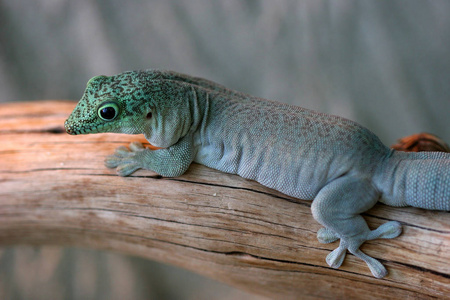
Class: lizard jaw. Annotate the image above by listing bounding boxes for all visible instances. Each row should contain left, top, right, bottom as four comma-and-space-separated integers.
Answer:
64, 119, 113, 135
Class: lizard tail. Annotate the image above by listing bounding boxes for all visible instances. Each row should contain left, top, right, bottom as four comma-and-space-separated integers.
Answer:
375, 151, 450, 211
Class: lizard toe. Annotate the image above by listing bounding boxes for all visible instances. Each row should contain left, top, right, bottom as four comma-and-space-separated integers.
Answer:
317, 227, 339, 244
129, 142, 145, 152
349, 248, 387, 278
116, 162, 141, 176
104, 154, 123, 168
367, 221, 402, 240
326, 244, 347, 269
114, 145, 132, 157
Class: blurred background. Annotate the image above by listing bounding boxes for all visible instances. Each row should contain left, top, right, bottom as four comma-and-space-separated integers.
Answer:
0, 0, 449, 299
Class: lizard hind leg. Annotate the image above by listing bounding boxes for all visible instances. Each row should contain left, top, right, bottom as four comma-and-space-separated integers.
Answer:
311, 176, 401, 278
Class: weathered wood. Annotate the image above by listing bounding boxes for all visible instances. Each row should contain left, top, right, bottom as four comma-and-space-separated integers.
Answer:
0, 101, 448, 299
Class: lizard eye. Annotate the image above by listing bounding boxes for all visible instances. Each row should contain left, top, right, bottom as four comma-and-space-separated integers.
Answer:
98, 102, 120, 121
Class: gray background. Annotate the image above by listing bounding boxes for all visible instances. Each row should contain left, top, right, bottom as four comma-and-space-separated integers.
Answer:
0, 1, 449, 299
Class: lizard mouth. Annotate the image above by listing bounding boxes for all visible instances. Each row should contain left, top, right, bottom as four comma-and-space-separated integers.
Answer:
64, 119, 112, 135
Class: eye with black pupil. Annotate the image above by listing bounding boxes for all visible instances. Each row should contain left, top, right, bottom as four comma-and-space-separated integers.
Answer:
97, 102, 120, 121
100, 107, 117, 120
146, 112, 152, 119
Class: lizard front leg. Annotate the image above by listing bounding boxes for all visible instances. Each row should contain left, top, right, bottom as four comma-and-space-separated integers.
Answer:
104, 134, 194, 177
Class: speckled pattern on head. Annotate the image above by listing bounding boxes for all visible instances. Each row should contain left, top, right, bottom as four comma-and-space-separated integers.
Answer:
65, 71, 169, 135
65, 69, 450, 278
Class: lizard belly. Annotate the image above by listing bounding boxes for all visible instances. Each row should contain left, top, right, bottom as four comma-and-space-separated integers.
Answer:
195, 139, 339, 200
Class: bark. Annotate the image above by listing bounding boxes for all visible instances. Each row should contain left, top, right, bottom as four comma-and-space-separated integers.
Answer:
0, 101, 449, 299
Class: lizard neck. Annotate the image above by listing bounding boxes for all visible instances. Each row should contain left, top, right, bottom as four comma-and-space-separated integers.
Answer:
187, 85, 210, 134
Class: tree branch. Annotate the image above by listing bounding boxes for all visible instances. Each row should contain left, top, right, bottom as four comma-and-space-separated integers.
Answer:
0, 101, 448, 299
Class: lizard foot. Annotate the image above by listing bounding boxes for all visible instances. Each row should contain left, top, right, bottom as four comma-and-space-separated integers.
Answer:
326, 239, 387, 278
105, 142, 146, 176
322, 221, 402, 278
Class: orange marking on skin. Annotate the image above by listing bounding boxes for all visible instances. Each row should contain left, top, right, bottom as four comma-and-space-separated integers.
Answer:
147, 143, 164, 150
136, 135, 164, 150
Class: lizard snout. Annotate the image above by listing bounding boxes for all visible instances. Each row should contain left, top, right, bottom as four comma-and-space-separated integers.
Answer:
64, 119, 78, 135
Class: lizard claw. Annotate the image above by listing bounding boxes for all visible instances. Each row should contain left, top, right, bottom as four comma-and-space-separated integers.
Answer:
104, 142, 146, 176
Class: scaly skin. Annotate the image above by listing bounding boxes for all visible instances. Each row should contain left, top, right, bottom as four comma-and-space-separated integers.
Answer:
65, 70, 450, 278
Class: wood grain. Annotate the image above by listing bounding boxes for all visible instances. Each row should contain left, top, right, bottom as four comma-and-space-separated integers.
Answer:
0, 101, 448, 299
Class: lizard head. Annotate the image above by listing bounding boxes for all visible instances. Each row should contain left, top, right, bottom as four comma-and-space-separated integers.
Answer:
65, 70, 193, 148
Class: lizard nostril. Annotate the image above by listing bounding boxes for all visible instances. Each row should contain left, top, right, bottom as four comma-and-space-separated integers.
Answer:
64, 121, 73, 134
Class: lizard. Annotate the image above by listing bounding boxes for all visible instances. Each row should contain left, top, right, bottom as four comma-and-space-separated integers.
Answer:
64, 69, 450, 278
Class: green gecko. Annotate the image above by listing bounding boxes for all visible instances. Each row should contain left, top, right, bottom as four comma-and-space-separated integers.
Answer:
65, 70, 450, 278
